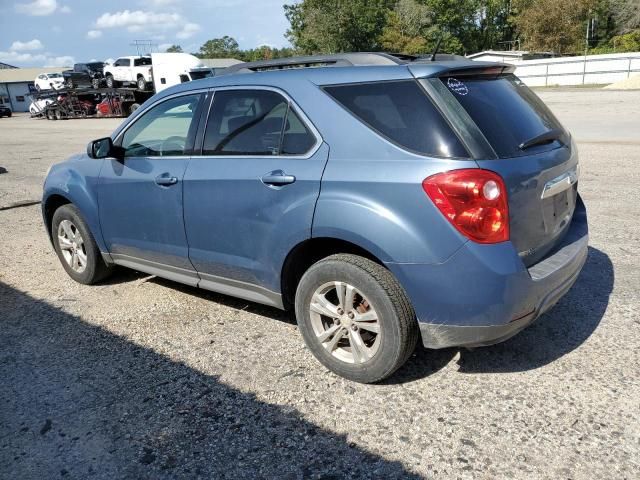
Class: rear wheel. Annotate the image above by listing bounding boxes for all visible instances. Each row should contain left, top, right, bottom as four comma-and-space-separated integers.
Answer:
51, 204, 112, 284
295, 254, 418, 383
128, 103, 140, 115
105, 74, 116, 88
136, 76, 147, 91
67, 79, 75, 89
91, 78, 101, 89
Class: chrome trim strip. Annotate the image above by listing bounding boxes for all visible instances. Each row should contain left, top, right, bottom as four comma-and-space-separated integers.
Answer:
541, 165, 579, 199
198, 271, 284, 309
109, 253, 284, 309
110, 253, 200, 287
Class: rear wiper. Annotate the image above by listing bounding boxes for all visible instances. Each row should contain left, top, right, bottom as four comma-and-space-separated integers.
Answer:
519, 128, 566, 150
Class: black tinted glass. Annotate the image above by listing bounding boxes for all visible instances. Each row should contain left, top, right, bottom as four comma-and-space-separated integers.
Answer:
134, 57, 152, 66
281, 108, 316, 155
441, 74, 565, 158
204, 90, 315, 156
324, 80, 468, 158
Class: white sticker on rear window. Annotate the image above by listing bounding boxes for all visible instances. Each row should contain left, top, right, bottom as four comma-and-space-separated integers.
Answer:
447, 77, 468, 96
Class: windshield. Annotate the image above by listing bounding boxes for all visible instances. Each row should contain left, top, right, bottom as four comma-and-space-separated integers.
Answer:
440, 74, 565, 158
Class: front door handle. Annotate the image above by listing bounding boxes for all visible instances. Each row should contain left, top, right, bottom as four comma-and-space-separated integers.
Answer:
261, 170, 296, 187
155, 173, 178, 186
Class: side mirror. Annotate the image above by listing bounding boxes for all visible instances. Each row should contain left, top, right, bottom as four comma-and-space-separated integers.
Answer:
87, 137, 124, 161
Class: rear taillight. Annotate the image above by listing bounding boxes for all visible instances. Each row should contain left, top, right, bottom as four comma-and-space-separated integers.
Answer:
423, 169, 509, 244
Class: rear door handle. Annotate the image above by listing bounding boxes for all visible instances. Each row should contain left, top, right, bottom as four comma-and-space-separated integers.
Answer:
261, 170, 296, 187
155, 173, 178, 186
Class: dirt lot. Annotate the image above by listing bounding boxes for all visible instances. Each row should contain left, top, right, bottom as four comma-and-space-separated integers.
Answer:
1, 89, 639, 479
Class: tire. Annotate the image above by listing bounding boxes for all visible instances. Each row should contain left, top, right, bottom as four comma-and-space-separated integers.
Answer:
36, 84, 41, 92
128, 103, 140, 115
295, 254, 418, 383
92, 78, 101, 89
105, 74, 116, 88
51, 204, 112, 285
55, 109, 63, 120
136, 76, 146, 91
67, 79, 75, 89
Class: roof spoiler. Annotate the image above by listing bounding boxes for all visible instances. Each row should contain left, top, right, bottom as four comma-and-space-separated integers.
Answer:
434, 63, 516, 77
221, 52, 470, 75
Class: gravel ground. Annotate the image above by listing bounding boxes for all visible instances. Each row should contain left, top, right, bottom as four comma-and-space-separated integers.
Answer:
1, 89, 639, 479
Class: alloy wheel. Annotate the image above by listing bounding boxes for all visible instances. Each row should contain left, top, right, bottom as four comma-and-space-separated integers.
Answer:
57, 219, 87, 273
309, 281, 381, 364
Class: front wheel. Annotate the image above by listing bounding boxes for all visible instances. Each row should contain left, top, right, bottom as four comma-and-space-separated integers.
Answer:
295, 254, 418, 383
51, 204, 112, 284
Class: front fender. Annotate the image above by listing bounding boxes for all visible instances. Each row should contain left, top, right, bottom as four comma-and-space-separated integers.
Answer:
42, 156, 107, 254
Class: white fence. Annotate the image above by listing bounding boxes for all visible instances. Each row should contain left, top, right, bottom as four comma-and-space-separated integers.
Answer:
506, 53, 640, 86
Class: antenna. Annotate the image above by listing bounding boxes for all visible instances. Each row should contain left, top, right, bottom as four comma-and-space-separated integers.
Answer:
129, 40, 158, 56
430, 35, 444, 62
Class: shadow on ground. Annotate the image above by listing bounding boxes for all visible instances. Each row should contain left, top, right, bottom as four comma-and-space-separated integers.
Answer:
98, 246, 613, 386
0, 281, 421, 480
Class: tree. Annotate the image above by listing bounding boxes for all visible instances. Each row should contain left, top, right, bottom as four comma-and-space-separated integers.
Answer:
379, 0, 432, 54
198, 36, 241, 58
284, 0, 394, 53
610, 0, 640, 33
512, 0, 596, 54
165, 45, 183, 53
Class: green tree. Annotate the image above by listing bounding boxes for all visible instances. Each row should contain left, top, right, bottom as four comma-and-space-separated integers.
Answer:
610, 0, 640, 33
512, 0, 596, 54
165, 45, 183, 53
379, 0, 432, 54
284, 0, 394, 53
198, 36, 241, 58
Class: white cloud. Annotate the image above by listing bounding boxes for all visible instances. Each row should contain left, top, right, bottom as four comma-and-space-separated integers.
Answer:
158, 43, 173, 51
9, 39, 44, 52
0, 50, 73, 67
176, 22, 200, 39
14, 0, 58, 16
94, 9, 201, 41
95, 10, 182, 31
86, 30, 103, 40
59, 5, 71, 13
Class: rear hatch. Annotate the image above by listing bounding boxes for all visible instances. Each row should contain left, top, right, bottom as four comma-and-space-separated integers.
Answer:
419, 68, 578, 266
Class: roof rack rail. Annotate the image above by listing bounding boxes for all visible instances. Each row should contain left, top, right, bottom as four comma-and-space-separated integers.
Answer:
221, 52, 428, 75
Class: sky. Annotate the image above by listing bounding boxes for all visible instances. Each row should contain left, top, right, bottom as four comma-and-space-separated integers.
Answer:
0, 0, 293, 67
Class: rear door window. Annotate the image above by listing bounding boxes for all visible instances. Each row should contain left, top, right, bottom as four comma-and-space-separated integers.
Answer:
440, 74, 565, 158
203, 89, 316, 156
323, 80, 468, 158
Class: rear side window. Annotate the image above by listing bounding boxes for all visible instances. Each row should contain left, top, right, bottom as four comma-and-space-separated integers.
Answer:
441, 74, 565, 158
324, 80, 468, 158
203, 89, 316, 156
134, 57, 152, 66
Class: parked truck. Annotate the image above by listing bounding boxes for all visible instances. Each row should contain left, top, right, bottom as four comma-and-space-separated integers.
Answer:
103, 56, 153, 90
150, 53, 214, 93
62, 62, 106, 89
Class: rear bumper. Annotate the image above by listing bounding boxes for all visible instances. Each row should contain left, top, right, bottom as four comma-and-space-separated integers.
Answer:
387, 196, 588, 349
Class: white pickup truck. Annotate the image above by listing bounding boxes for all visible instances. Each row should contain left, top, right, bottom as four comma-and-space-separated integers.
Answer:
103, 56, 153, 90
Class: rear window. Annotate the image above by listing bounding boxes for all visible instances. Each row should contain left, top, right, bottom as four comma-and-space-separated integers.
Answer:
324, 80, 468, 158
441, 74, 565, 158
134, 57, 152, 66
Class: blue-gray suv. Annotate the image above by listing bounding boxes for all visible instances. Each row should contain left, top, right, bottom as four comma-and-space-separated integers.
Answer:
43, 53, 588, 383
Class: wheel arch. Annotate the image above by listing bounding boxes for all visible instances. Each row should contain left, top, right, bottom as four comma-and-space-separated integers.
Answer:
280, 237, 387, 309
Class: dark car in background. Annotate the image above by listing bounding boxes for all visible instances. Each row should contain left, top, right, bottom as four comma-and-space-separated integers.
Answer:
63, 63, 105, 89
0, 104, 11, 117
